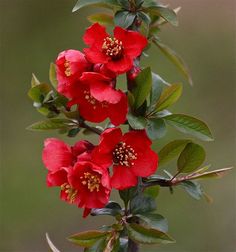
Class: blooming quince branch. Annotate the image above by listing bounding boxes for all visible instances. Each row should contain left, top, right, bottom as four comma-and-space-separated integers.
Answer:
27, 1, 232, 252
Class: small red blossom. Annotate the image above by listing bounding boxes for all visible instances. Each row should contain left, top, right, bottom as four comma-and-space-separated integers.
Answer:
68, 161, 111, 210
42, 138, 94, 204
92, 128, 158, 190
68, 72, 128, 126
83, 23, 148, 74
56, 49, 91, 98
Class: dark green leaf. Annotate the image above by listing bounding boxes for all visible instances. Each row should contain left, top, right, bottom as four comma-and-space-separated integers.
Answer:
119, 187, 137, 208
177, 143, 206, 173
156, 83, 182, 111
84, 237, 107, 252
133, 67, 152, 109
28, 83, 52, 103
88, 13, 114, 26
130, 194, 156, 214
126, 223, 175, 244
158, 139, 191, 166
68, 230, 109, 248
49, 63, 58, 88
146, 118, 166, 140
31, 73, 40, 87
114, 11, 136, 29
146, 6, 178, 26
46, 233, 61, 252
181, 181, 203, 200
137, 11, 151, 27
127, 112, 147, 130
67, 128, 80, 137
72, 0, 120, 12
135, 213, 168, 233
117, 0, 130, 9
143, 185, 160, 198
153, 40, 193, 85
27, 119, 76, 131
164, 114, 214, 141
91, 201, 122, 217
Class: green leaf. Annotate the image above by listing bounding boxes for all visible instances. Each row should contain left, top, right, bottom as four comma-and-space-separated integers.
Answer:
133, 67, 152, 109
114, 11, 136, 29
31, 73, 40, 87
119, 187, 137, 209
127, 112, 147, 130
84, 237, 107, 252
164, 114, 214, 141
177, 143, 206, 173
88, 13, 114, 26
189, 167, 233, 180
158, 139, 192, 166
156, 83, 183, 112
153, 40, 193, 86
126, 223, 175, 244
91, 202, 122, 217
26, 119, 76, 131
28, 83, 52, 103
72, 0, 120, 12
67, 128, 80, 137
144, 185, 160, 198
145, 6, 178, 26
148, 72, 167, 113
46, 233, 61, 252
68, 230, 109, 248
49, 63, 58, 89
130, 194, 156, 214
180, 181, 203, 200
146, 118, 166, 140
135, 213, 168, 233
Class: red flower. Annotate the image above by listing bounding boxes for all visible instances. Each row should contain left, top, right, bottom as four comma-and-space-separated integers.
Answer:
92, 128, 158, 190
68, 72, 128, 126
83, 23, 148, 74
42, 138, 94, 204
68, 161, 111, 209
56, 49, 91, 98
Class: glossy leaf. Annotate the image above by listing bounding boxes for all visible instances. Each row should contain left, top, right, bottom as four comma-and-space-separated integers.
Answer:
153, 40, 193, 86
133, 67, 152, 109
146, 118, 166, 140
135, 213, 168, 233
127, 112, 147, 130
177, 143, 206, 173
88, 13, 114, 26
126, 223, 175, 244
67, 128, 80, 137
130, 194, 156, 214
181, 181, 203, 200
158, 139, 192, 166
28, 83, 52, 103
91, 202, 122, 217
164, 114, 214, 141
144, 185, 160, 198
27, 119, 76, 131
114, 11, 136, 29
156, 83, 182, 112
68, 230, 109, 247
49, 63, 58, 88
46, 233, 61, 252
72, 0, 120, 12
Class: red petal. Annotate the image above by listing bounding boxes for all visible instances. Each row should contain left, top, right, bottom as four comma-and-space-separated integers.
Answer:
42, 138, 73, 172
130, 149, 158, 177
114, 26, 147, 58
83, 208, 91, 218
111, 165, 138, 190
84, 47, 108, 64
83, 23, 108, 48
106, 55, 133, 74
46, 168, 68, 187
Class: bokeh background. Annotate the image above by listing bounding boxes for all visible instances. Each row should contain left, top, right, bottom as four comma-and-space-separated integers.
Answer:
0, 0, 235, 251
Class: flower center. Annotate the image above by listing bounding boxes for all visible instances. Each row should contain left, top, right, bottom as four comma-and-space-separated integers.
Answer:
113, 142, 138, 167
64, 60, 71, 76
84, 90, 108, 109
102, 37, 123, 60
61, 183, 78, 203
80, 172, 101, 192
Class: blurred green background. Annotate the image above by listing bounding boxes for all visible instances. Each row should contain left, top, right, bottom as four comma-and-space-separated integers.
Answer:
0, 0, 235, 251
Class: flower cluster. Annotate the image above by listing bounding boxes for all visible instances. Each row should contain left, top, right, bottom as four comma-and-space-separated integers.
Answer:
41, 23, 159, 215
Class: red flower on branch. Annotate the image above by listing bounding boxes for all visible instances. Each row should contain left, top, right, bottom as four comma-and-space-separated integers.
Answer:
68, 72, 128, 126
68, 161, 111, 210
56, 49, 91, 98
83, 23, 148, 74
92, 128, 158, 190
